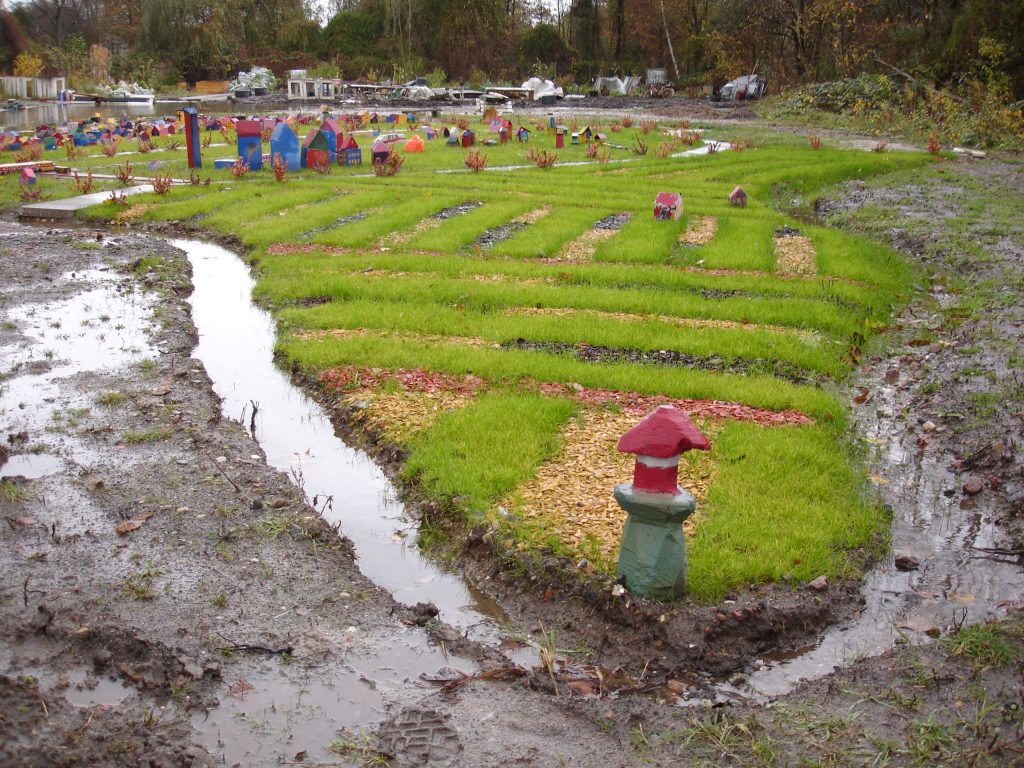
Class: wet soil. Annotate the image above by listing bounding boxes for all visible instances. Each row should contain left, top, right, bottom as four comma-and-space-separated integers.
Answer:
2, 147, 1022, 765
501, 338, 824, 384
594, 213, 633, 230
0, 226, 471, 765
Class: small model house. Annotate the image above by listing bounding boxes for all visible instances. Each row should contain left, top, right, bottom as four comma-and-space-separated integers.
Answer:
303, 127, 331, 169
654, 192, 683, 220
340, 134, 361, 165
371, 138, 390, 164
269, 122, 300, 172
236, 119, 263, 170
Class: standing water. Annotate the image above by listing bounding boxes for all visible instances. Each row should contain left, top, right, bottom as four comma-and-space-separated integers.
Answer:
180, 239, 507, 638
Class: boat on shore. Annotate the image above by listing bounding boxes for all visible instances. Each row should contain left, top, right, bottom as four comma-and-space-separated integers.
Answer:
70, 91, 155, 105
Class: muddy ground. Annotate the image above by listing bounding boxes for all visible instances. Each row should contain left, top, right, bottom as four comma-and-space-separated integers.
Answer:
1, 143, 1022, 765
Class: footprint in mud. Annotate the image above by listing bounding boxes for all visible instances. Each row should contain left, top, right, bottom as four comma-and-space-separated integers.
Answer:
377, 705, 462, 766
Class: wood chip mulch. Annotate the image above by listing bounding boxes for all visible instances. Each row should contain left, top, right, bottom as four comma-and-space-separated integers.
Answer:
346, 389, 474, 442
375, 217, 443, 247
316, 365, 809, 566
319, 366, 812, 427
513, 206, 552, 225
267, 243, 356, 256
504, 408, 717, 566
546, 227, 618, 263
292, 327, 494, 348
112, 204, 155, 224
678, 215, 718, 246
537, 382, 814, 426
774, 234, 818, 277
321, 367, 486, 441
321, 366, 485, 397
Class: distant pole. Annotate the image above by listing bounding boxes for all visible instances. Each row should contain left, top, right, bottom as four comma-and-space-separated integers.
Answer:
658, 0, 680, 80
183, 107, 201, 169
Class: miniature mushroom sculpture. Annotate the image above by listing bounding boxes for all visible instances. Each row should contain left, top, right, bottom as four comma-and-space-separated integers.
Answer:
613, 405, 711, 600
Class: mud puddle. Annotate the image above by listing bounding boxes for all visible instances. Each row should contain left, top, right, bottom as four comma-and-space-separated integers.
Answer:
179, 235, 1023, 713
728, 341, 1024, 701
0, 263, 154, 469
190, 633, 471, 764
180, 239, 528, 659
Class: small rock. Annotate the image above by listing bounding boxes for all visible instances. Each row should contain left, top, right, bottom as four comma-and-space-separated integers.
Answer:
182, 662, 204, 679
922, 421, 937, 432
894, 552, 920, 571
807, 575, 828, 591
962, 476, 984, 495
884, 368, 899, 383
93, 649, 113, 669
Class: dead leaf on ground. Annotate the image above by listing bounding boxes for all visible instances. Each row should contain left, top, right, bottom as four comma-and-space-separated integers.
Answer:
899, 615, 941, 637
227, 678, 256, 699
115, 512, 154, 535
8, 516, 38, 527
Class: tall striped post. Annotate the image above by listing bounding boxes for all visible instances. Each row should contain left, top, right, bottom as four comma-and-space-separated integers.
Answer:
614, 405, 711, 600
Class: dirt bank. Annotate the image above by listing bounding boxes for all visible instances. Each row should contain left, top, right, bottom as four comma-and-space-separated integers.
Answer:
2, 147, 1021, 767
0, 226, 461, 765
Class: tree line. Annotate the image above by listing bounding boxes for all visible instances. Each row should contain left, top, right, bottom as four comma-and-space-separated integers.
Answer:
5, 0, 1022, 98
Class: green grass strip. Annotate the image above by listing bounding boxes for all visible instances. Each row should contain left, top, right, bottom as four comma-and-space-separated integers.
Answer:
263, 270, 862, 338
686, 422, 886, 601
281, 333, 845, 424
402, 390, 576, 515
404, 197, 538, 251
281, 299, 845, 378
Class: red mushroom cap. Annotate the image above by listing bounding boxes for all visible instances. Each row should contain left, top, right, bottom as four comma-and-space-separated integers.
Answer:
617, 405, 711, 457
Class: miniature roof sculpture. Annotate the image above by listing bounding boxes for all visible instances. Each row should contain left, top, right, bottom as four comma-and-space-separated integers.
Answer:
617, 405, 711, 457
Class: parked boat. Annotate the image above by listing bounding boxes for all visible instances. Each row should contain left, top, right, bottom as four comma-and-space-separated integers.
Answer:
71, 91, 154, 105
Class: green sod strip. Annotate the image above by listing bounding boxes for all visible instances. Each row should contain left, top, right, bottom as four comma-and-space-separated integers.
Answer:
255, 246, 899, 311
264, 271, 863, 338
810, 225, 915, 288
489, 205, 609, 258
81, 183, 269, 222
401, 391, 576, 516
281, 334, 845, 424
403, 197, 539, 251
311, 191, 469, 248
692, 213, 782, 272
591, 210, 688, 264
210, 186, 338, 234
281, 300, 846, 379
239, 191, 394, 249
687, 421, 887, 601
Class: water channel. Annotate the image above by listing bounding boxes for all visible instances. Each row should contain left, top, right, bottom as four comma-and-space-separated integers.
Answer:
181, 236, 1022, 708
4, 185, 1021, 756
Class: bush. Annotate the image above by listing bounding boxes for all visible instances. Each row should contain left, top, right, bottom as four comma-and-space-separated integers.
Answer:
526, 147, 557, 168
464, 149, 488, 172
115, 161, 134, 185
372, 151, 404, 177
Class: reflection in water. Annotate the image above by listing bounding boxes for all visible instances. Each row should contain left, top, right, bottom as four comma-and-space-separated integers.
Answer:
181, 238, 505, 637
